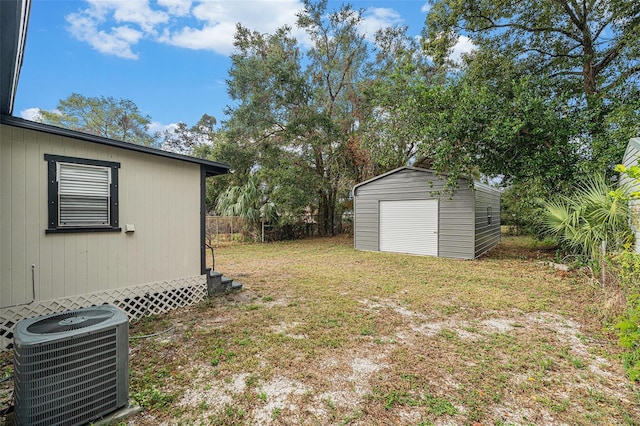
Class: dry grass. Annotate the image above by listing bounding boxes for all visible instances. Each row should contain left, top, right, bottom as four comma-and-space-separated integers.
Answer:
2, 236, 639, 425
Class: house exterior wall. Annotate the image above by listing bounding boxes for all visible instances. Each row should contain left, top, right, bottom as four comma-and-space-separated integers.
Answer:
0, 122, 202, 308
474, 183, 502, 258
621, 138, 640, 254
353, 168, 476, 259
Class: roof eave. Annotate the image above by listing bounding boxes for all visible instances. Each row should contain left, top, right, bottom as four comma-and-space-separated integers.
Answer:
0, 114, 231, 174
352, 166, 499, 195
0, 0, 31, 116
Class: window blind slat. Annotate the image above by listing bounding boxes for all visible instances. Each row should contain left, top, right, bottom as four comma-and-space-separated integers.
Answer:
58, 163, 111, 226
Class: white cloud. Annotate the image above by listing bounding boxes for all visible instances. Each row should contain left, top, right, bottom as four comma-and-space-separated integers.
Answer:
66, 10, 142, 59
67, 0, 307, 58
157, 0, 192, 17
20, 107, 43, 121
148, 121, 179, 135
450, 35, 475, 63
162, 23, 237, 54
360, 7, 404, 40
421, 3, 432, 14
164, 0, 306, 55
66, 0, 168, 59
86, 0, 168, 33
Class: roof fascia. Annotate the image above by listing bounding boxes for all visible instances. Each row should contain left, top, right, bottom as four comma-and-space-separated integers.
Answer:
0, 0, 31, 115
0, 114, 230, 175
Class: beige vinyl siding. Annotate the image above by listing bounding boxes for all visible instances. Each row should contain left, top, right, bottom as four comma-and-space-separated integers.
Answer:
621, 138, 640, 254
1, 123, 201, 308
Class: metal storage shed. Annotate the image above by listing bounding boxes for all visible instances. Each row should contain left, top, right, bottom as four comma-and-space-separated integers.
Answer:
621, 137, 640, 254
353, 167, 501, 259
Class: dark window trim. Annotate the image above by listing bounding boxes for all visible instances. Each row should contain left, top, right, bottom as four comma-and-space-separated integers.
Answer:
487, 206, 492, 225
45, 154, 121, 234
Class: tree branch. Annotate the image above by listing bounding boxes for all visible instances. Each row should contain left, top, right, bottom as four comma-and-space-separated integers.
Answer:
465, 18, 583, 44
600, 63, 640, 92
521, 47, 581, 59
594, 40, 624, 75
548, 69, 584, 78
554, 0, 585, 32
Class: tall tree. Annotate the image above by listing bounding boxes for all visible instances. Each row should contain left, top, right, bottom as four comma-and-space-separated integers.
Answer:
424, 0, 640, 98
38, 93, 156, 146
225, 0, 373, 235
423, 0, 640, 173
161, 113, 218, 155
361, 41, 438, 173
294, 0, 370, 235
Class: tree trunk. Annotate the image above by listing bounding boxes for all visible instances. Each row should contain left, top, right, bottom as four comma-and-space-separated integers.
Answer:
317, 192, 328, 237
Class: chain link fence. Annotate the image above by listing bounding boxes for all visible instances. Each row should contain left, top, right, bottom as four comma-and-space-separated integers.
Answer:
205, 214, 353, 246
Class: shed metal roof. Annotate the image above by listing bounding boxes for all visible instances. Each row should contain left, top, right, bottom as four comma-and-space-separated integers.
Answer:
1, 114, 230, 176
353, 166, 499, 195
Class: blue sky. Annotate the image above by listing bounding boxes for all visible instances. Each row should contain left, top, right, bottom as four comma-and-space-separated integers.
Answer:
15, 0, 473, 134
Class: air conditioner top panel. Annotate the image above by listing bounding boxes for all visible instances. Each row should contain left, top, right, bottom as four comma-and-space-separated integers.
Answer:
14, 304, 129, 347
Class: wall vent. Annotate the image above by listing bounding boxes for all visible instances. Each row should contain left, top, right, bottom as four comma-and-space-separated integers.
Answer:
13, 304, 129, 426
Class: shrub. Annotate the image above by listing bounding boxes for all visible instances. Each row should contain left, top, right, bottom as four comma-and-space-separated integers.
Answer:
540, 173, 633, 266
612, 251, 640, 381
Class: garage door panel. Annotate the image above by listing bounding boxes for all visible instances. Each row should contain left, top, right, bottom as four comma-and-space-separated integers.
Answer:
379, 199, 438, 256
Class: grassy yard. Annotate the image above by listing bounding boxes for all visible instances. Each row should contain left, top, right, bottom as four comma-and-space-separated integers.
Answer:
124, 235, 639, 425
3, 236, 639, 425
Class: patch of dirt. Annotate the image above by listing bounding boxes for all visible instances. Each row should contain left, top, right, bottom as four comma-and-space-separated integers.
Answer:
123, 293, 639, 425
9, 238, 633, 425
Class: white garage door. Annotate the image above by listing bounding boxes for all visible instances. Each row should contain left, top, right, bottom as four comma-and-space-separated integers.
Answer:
379, 199, 438, 256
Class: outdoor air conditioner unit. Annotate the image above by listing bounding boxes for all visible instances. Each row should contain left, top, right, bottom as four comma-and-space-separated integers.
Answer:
13, 304, 129, 426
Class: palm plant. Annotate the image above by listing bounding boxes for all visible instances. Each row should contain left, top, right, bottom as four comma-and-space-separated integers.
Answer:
216, 174, 278, 240
541, 174, 634, 264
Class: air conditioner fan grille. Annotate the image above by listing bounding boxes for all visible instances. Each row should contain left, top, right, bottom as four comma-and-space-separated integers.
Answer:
26, 309, 114, 334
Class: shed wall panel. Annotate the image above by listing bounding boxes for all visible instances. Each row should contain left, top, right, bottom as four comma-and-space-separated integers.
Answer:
439, 186, 475, 259
0, 123, 202, 308
354, 199, 378, 250
474, 185, 502, 258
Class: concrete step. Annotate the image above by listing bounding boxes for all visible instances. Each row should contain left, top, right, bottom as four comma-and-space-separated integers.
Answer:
222, 276, 242, 292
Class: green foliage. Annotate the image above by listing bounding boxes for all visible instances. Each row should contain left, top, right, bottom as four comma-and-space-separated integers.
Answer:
615, 163, 640, 200
501, 180, 553, 236
161, 113, 218, 155
541, 174, 634, 262
423, 0, 640, 98
612, 252, 640, 381
131, 385, 174, 409
224, 0, 417, 236
38, 93, 156, 146
216, 174, 277, 235
421, 0, 638, 192
371, 386, 458, 415
210, 347, 236, 367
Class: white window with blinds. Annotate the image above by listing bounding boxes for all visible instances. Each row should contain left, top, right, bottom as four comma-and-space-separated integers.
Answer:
58, 162, 111, 226
45, 154, 120, 233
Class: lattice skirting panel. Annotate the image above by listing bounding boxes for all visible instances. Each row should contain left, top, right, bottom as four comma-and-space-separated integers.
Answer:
0, 275, 207, 351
